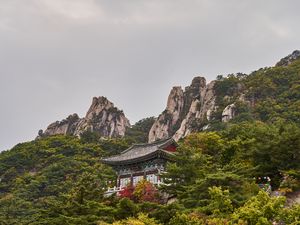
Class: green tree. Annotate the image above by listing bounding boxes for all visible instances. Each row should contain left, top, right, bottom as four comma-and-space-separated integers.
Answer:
113, 213, 161, 225
232, 191, 286, 225
200, 186, 233, 217
168, 212, 204, 225
116, 198, 139, 220
125, 117, 156, 143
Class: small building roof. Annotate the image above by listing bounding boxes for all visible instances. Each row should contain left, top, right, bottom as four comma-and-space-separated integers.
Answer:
102, 138, 176, 166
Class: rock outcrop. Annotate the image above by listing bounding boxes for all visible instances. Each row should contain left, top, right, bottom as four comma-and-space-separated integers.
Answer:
276, 50, 300, 66
148, 87, 184, 142
148, 77, 217, 142
148, 51, 300, 142
39, 97, 130, 138
221, 103, 236, 122
39, 113, 81, 137
173, 80, 216, 140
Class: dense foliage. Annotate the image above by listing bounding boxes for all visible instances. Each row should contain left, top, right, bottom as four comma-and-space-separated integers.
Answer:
211, 57, 300, 129
125, 117, 156, 143
0, 135, 120, 224
1, 120, 300, 224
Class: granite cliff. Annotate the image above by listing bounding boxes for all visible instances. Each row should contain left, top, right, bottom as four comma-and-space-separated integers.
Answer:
148, 50, 300, 142
39, 97, 130, 138
148, 77, 217, 142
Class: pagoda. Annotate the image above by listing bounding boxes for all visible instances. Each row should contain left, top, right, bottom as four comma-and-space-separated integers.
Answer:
102, 138, 177, 194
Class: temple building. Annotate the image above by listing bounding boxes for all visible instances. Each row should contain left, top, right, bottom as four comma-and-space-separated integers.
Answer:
102, 138, 177, 194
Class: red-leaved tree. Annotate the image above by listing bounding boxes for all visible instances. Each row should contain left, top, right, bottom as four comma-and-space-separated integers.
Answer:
119, 185, 135, 200
118, 180, 160, 203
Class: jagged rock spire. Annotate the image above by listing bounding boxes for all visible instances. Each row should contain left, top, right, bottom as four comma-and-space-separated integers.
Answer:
148, 76, 216, 142
38, 96, 130, 138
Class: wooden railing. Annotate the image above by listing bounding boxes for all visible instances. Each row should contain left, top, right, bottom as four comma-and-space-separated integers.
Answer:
104, 180, 165, 196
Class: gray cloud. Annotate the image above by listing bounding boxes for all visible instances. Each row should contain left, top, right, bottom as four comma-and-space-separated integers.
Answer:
0, 0, 300, 150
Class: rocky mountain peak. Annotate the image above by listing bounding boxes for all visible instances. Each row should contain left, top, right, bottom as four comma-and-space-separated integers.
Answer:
184, 76, 206, 98
86, 96, 115, 119
188, 76, 206, 90
276, 50, 300, 66
182, 76, 207, 115
148, 76, 216, 142
148, 86, 184, 143
38, 96, 130, 139
166, 86, 184, 112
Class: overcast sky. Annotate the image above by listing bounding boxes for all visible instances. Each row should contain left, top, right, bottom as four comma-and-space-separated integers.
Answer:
0, 0, 299, 151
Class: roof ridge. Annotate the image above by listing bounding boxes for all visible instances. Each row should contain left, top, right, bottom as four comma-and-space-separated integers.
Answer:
120, 145, 135, 154
134, 138, 173, 147
118, 138, 173, 151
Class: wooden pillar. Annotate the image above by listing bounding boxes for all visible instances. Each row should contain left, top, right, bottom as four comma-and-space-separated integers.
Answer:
130, 173, 133, 187
117, 175, 120, 188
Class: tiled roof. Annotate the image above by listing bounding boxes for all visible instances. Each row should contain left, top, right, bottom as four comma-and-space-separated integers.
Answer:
102, 138, 176, 165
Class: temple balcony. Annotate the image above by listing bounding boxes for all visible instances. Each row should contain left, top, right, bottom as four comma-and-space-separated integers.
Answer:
104, 179, 164, 196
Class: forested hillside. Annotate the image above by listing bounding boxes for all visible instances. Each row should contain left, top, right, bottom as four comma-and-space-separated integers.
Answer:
1, 121, 300, 224
1, 54, 300, 224
211, 51, 300, 129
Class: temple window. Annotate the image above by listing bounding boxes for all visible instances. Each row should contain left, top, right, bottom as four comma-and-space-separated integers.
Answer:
120, 177, 131, 188
146, 174, 158, 184
133, 175, 144, 186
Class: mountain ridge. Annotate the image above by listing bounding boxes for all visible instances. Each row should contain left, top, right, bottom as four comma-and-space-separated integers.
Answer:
37, 50, 300, 143
148, 49, 300, 142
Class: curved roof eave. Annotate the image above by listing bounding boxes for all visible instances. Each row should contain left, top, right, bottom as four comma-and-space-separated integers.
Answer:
102, 149, 175, 166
